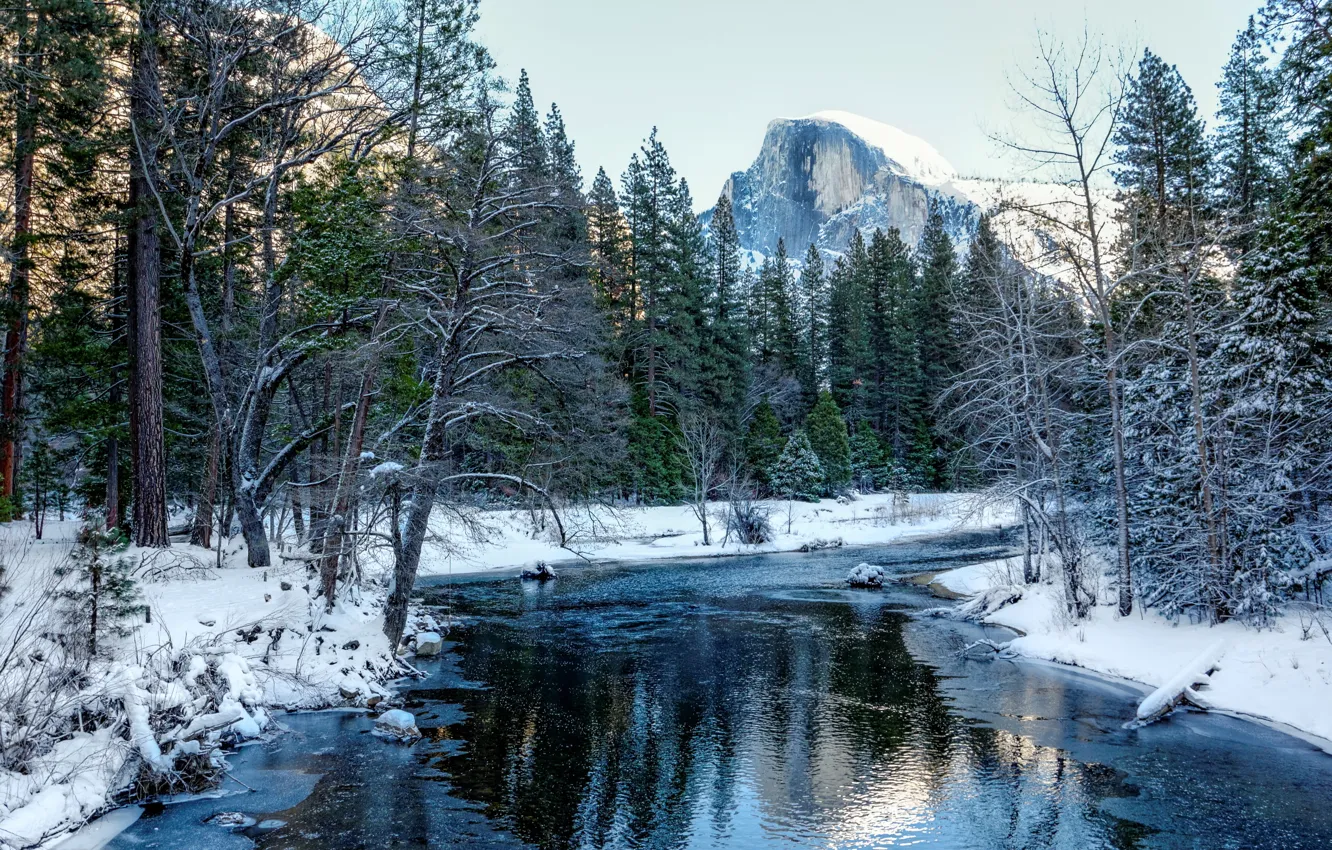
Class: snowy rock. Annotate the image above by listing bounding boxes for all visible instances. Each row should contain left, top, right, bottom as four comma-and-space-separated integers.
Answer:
799, 538, 844, 552
520, 562, 557, 581
846, 562, 887, 588
414, 632, 443, 657
373, 709, 421, 741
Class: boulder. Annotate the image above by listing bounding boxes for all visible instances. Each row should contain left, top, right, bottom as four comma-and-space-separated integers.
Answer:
520, 562, 557, 581
374, 709, 421, 741
414, 632, 443, 656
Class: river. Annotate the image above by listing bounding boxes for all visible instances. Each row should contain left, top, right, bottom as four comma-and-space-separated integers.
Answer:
106, 531, 1332, 849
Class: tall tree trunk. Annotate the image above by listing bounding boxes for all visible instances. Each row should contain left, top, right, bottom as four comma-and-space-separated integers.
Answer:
2, 0, 40, 506
190, 427, 219, 548
320, 306, 390, 610
127, 7, 168, 548
107, 229, 126, 530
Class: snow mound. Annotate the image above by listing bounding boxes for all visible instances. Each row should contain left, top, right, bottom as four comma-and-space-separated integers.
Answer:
804, 110, 957, 185
1134, 640, 1226, 723
846, 562, 887, 588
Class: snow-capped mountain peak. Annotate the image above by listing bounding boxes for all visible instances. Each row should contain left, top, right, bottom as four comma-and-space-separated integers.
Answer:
802, 110, 957, 186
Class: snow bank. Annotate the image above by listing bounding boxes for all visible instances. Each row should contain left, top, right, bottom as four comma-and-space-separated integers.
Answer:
0, 521, 399, 849
390, 493, 1004, 578
929, 561, 1332, 746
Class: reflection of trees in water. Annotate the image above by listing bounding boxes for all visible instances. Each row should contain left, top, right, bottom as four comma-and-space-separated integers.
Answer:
428, 599, 1141, 850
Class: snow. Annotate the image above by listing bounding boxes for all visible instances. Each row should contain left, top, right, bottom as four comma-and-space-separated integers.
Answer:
846, 563, 886, 588
1135, 640, 1226, 721
0, 520, 398, 849
930, 558, 1332, 747
803, 110, 957, 185
369, 461, 403, 479
373, 709, 420, 741
381, 493, 1005, 577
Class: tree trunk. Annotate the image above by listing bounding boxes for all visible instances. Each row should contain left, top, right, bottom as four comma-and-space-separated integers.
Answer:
2, 1, 40, 505
320, 305, 389, 611
127, 3, 168, 547
190, 426, 219, 548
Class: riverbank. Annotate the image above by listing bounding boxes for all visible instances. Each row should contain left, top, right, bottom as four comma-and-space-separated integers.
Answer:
927, 558, 1332, 750
0, 521, 398, 850
392, 492, 1005, 577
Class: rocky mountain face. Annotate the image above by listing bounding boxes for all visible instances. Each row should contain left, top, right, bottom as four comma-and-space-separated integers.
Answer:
715, 111, 980, 258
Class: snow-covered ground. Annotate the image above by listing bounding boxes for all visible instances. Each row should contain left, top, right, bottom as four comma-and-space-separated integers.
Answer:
0, 521, 397, 850
384, 492, 1005, 577
929, 557, 1332, 748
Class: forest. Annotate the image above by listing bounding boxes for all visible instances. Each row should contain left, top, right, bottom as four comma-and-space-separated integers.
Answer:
1, 0, 1331, 653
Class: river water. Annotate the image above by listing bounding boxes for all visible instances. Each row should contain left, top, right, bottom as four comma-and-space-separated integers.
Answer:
107, 531, 1332, 849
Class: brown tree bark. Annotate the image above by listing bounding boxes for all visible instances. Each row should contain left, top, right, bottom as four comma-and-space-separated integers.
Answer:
127, 3, 168, 547
2, 0, 41, 506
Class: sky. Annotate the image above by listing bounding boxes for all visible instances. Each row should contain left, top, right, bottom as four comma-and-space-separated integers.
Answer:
475, 0, 1263, 209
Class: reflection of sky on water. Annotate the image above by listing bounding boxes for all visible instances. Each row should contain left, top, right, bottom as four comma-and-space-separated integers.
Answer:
109, 533, 1332, 850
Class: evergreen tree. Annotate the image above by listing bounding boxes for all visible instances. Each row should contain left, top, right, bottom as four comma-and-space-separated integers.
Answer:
866, 227, 921, 455
806, 391, 850, 493
848, 425, 887, 492
544, 103, 581, 192
744, 399, 783, 489
1115, 49, 1211, 218
587, 167, 632, 327
57, 525, 147, 659
916, 205, 959, 408
507, 69, 546, 178
704, 194, 749, 427
796, 244, 827, 406
1215, 17, 1285, 235
754, 239, 798, 370
826, 236, 870, 421
769, 430, 823, 502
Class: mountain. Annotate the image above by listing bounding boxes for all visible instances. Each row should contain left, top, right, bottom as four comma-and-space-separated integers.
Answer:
714, 111, 1021, 259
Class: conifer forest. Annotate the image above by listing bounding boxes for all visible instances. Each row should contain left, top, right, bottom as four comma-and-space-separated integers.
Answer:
3, 1, 1332, 847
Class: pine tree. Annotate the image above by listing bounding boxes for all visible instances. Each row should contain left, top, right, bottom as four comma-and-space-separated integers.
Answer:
1215, 17, 1284, 236
587, 167, 632, 328
704, 194, 749, 427
796, 244, 827, 406
545, 103, 581, 192
805, 391, 850, 493
866, 227, 921, 456
916, 205, 959, 408
848, 425, 887, 492
769, 430, 823, 502
744, 399, 783, 488
507, 69, 546, 179
826, 235, 870, 421
1115, 49, 1211, 219
57, 525, 147, 659
755, 239, 798, 370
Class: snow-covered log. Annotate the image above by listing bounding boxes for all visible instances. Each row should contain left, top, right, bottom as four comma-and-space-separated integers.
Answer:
1134, 640, 1226, 723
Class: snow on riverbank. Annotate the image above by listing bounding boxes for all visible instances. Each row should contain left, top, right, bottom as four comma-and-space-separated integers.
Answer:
0, 521, 396, 849
397, 492, 1005, 577
930, 558, 1332, 747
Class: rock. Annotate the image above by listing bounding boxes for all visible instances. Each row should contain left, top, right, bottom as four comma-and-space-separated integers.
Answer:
367, 695, 383, 709
339, 684, 360, 700
280, 581, 292, 591
342, 640, 360, 651
799, 538, 845, 552
206, 812, 256, 829
373, 709, 421, 741
198, 618, 216, 627
520, 562, 557, 581
414, 632, 443, 656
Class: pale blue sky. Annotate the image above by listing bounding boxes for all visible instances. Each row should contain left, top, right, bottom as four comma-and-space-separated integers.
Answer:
476, 0, 1262, 206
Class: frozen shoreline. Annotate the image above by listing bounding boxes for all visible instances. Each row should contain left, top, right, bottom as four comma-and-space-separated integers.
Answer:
927, 558, 1332, 752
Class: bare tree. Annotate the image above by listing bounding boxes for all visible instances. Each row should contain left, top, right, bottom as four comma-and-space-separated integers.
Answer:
999, 33, 1138, 615
676, 410, 727, 545
134, 0, 385, 565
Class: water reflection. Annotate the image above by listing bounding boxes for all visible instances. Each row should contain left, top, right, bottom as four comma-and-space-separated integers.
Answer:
108, 536, 1332, 850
